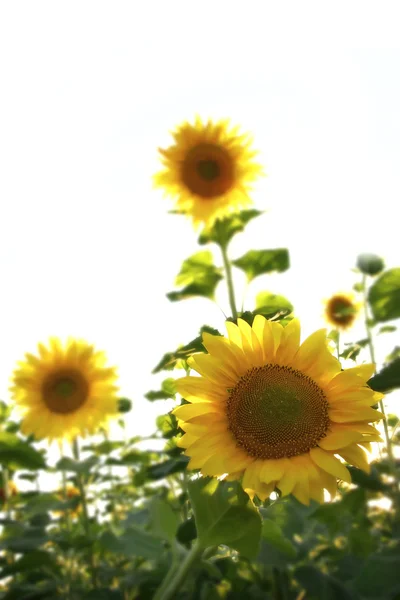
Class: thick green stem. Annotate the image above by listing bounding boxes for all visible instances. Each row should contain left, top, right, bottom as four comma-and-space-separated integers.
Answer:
153, 540, 204, 600
335, 330, 340, 361
72, 438, 97, 589
362, 275, 394, 465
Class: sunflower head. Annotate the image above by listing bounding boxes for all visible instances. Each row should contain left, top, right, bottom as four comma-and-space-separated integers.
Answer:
0, 480, 18, 503
325, 293, 359, 330
154, 117, 264, 228
174, 316, 383, 505
11, 338, 119, 442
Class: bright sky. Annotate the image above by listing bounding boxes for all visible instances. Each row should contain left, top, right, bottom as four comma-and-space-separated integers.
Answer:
1, 1, 399, 442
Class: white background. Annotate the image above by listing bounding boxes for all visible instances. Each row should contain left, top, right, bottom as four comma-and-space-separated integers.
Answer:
1, 1, 399, 445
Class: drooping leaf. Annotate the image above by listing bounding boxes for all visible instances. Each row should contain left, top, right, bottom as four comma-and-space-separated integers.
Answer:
368, 358, 400, 393
188, 478, 262, 558
152, 325, 222, 373
368, 268, 400, 322
167, 251, 223, 301
145, 378, 176, 401
347, 466, 390, 492
156, 414, 179, 438
378, 325, 397, 334
0, 433, 46, 470
232, 249, 290, 282
55, 455, 98, 474
145, 456, 189, 480
261, 519, 297, 558
198, 210, 263, 246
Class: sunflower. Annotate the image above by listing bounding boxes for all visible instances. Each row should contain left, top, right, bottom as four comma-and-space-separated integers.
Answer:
11, 338, 119, 442
325, 293, 359, 330
174, 317, 383, 505
154, 117, 264, 228
55, 485, 82, 518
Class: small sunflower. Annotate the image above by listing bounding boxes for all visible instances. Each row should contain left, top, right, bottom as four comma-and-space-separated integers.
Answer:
325, 293, 359, 330
11, 338, 119, 442
154, 117, 264, 227
174, 317, 383, 505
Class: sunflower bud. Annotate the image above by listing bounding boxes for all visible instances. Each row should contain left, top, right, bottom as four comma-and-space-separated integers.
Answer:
357, 253, 385, 276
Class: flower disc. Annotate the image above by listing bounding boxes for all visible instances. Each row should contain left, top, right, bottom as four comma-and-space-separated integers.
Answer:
325, 294, 358, 330
11, 338, 119, 442
174, 316, 384, 505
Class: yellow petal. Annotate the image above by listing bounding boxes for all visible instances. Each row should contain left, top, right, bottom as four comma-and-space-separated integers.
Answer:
189, 354, 238, 385
202, 333, 246, 376
260, 458, 286, 483
276, 466, 297, 496
309, 447, 351, 483
173, 402, 222, 421
176, 375, 226, 403
329, 407, 384, 423
275, 319, 301, 365
242, 460, 261, 492
318, 429, 364, 451
339, 444, 370, 473
294, 329, 340, 382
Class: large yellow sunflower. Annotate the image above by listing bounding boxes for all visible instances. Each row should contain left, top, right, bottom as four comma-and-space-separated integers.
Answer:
11, 338, 119, 442
325, 293, 359, 330
174, 317, 383, 505
154, 117, 264, 228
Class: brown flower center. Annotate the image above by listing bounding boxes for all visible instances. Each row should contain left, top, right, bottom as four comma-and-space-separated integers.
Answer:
327, 295, 357, 327
227, 364, 329, 459
181, 143, 234, 198
42, 369, 89, 414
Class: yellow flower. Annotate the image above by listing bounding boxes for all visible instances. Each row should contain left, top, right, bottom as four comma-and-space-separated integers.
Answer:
154, 117, 264, 228
174, 317, 383, 505
11, 338, 119, 442
55, 485, 82, 518
325, 293, 359, 330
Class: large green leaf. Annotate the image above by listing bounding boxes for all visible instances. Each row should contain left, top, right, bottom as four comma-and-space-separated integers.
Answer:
152, 325, 221, 373
188, 478, 262, 558
145, 378, 176, 401
99, 526, 162, 560
198, 210, 263, 246
232, 249, 290, 282
167, 251, 223, 301
149, 498, 180, 543
255, 291, 293, 317
368, 358, 400, 393
261, 519, 296, 558
0, 433, 46, 470
145, 456, 189, 480
353, 546, 400, 598
368, 268, 400, 322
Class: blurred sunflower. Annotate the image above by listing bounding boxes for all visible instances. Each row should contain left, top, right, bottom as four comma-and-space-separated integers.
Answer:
154, 116, 263, 228
0, 480, 18, 503
55, 485, 81, 518
11, 338, 119, 442
174, 317, 383, 505
325, 293, 359, 330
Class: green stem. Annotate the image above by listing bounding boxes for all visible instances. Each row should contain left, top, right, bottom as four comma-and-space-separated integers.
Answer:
219, 243, 238, 321
72, 438, 97, 589
362, 275, 394, 465
336, 330, 340, 361
153, 540, 204, 600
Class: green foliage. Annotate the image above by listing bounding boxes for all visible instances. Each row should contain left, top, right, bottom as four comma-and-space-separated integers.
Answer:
295, 565, 355, 600
0, 432, 46, 470
167, 251, 223, 301
232, 248, 290, 281
198, 210, 263, 246
188, 478, 262, 558
368, 267, 400, 322
99, 526, 163, 560
368, 357, 400, 392
146, 378, 176, 401
152, 325, 221, 372
255, 291, 294, 317
117, 398, 132, 413
357, 253, 385, 276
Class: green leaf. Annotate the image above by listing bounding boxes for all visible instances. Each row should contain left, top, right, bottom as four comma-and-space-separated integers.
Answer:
353, 546, 400, 598
152, 325, 222, 373
198, 210, 263, 246
255, 292, 294, 317
149, 498, 180, 543
357, 253, 385, 276
232, 249, 290, 282
295, 566, 355, 600
188, 478, 262, 558
378, 325, 397, 334
347, 466, 389, 492
368, 268, 400, 322
23, 493, 67, 518
146, 456, 189, 480
99, 526, 163, 560
156, 414, 179, 438
145, 378, 176, 401
0, 433, 46, 470
118, 398, 132, 413
368, 358, 400, 393
261, 519, 296, 558
167, 251, 223, 301
0, 550, 59, 578
55, 455, 98, 474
